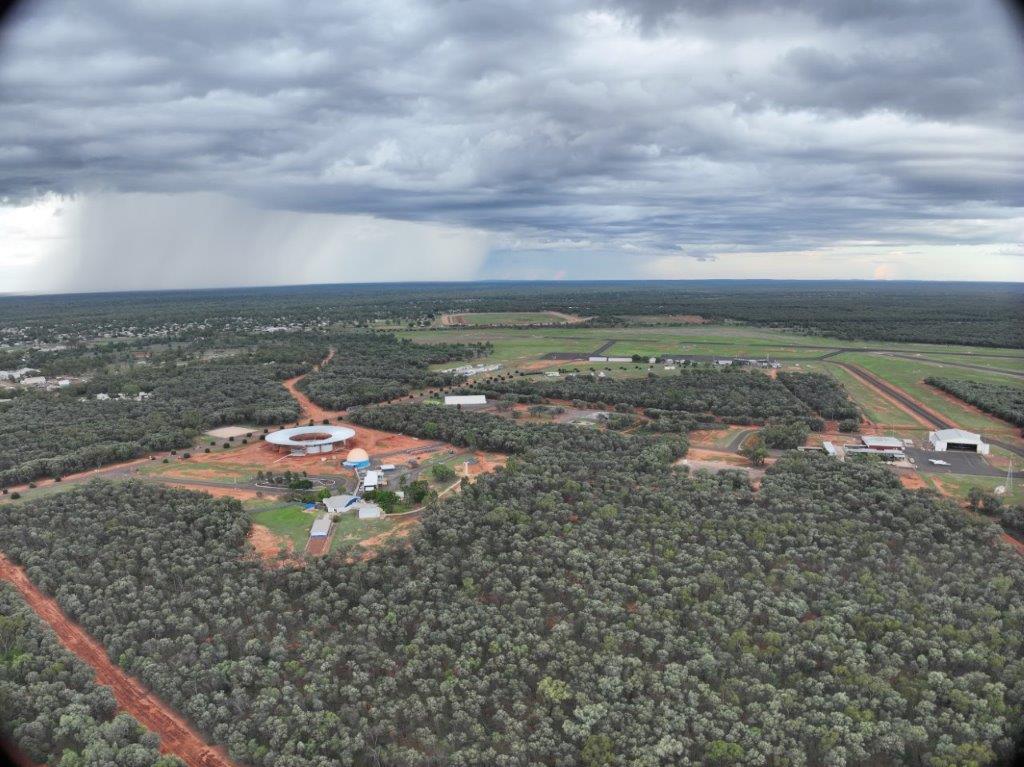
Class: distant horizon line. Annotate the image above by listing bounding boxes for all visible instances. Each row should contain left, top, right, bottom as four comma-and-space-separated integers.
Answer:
3, 276, 1023, 301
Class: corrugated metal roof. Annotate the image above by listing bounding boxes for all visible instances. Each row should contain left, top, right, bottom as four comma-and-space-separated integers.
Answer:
310, 516, 332, 537
861, 435, 903, 448
444, 394, 487, 405
931, 428, 983, 443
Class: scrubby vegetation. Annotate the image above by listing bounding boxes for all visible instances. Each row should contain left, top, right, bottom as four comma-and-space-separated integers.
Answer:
760, 419, 812, 449
925, 377, 1024, 426
777, 371, 860, 420
297, 332, 487, 409
0, 583, 178, 767
0, 361, 299, 486
2, 281, 1021, 347
0, 332, 490, 487
0, 410, 1022, 765
473, 367, 812, 424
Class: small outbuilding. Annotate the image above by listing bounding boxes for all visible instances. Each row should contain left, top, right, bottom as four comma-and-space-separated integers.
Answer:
357, 503, 384, 520
860, 435, 904, 451
929, 428, 990, 455
444, 394, 487, 407
363, 470, 382, 491
309, 515, 332, 538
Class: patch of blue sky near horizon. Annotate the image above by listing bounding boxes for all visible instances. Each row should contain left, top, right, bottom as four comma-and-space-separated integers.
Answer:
0, 192, 492, 294
479, 233, 1024, 282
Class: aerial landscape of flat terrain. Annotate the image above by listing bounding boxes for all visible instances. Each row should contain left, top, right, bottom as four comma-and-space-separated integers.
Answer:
1, 282, 1023, 766
1, 0, 1022, 763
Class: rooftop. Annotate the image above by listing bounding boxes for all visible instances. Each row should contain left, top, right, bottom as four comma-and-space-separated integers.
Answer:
931, 428, 985, 444
861, 435, 904, 449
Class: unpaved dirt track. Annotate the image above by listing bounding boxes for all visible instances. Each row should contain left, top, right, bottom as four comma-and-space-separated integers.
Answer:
0, 553, 238, 767
282, 347, 340, 423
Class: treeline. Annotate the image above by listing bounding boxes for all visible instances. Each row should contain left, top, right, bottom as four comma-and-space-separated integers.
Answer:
3, 281, 1021, 348
925, 377, 1024, 426
0, 583, 179, 767
472, 368, 813, 424
297, 332, 488, 409
777, 371, 860, 420
0, 421, 1022, 764
0, 360, 300, 487
347, 402, 688, 458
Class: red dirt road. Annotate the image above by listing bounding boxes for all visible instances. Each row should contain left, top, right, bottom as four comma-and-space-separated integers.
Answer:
282, 348, 343, 422
0, 553, 238, 767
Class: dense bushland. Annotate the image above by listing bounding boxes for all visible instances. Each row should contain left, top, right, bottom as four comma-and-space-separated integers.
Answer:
472, 367, 812, 424
0, 361, 300, 487
297, 332, 488, 409
0, 583, 178, 767
777, 371, 859, 420
2, 281, 1021, 347
0, 412, 1022, 765
925, 377, 1024, 426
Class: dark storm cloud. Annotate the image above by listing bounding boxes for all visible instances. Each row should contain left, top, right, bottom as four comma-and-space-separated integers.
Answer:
0, 0, 1021, 268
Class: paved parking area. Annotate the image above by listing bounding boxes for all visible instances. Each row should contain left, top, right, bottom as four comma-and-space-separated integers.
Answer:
905, 447, 1003, 477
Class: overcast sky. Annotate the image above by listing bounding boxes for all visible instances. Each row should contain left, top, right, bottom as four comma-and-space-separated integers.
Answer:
1, 0, 1022, 292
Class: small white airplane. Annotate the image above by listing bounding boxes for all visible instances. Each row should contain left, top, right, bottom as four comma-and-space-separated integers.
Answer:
928, 458, 951, 466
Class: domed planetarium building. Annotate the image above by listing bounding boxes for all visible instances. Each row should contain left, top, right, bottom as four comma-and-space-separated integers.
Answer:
343, 447, 371, 469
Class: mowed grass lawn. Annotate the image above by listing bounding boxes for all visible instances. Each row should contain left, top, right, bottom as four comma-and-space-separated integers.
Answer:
910, 353, 1024, 375
139, 458, 262, 483
845, 353, 1024, 435
408, 324, 1024, 372
329, 514, 397, 553
808, 361, 921, 429
920, 473, 1024, 508
247, 500, 316, 550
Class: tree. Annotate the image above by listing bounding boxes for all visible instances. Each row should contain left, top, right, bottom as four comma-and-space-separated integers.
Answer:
740, 436, 768, 466
430, 463, 457, 483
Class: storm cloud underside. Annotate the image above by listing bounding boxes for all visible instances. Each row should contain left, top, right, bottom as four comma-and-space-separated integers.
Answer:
0, 0, 1022, 290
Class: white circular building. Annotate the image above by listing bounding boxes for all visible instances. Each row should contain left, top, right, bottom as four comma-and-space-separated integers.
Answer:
266, 424, 356, 455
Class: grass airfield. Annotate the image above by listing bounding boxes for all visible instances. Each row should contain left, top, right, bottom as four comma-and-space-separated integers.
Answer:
403, 319, 1024, 509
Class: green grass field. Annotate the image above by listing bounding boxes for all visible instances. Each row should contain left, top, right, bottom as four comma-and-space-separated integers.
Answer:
0, 480, 78, 505
408, 324, 1024, 443
841, 353, 1023, 435
909, 353, 1024, 375
920, 473, 1023, 508
139, 459, 264, 484
247, 500, 316, 550
329, 514, 397, 553
407, 324, 1024, 371
800, 361, 920, 428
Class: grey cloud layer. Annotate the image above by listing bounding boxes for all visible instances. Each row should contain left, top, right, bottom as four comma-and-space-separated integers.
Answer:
1, 0, 1021, 261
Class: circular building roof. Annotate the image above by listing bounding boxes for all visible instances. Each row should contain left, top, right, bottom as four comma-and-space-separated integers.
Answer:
346, 447, 369, 462
266, 424, 356, 448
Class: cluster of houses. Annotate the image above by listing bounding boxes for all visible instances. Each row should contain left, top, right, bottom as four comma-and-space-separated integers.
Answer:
308, 449, 403, 542
0, 369, 77, 391
440, 363, 503, 377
